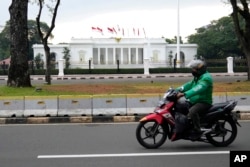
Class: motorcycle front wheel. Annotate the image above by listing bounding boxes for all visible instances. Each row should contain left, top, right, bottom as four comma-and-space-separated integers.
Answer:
136, 120, 167, 149
206, 117, 237, 147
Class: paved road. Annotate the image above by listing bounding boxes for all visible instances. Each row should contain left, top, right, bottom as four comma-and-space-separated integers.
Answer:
0, 122, 249, 167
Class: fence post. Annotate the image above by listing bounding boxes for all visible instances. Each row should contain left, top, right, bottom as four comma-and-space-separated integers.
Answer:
58, 59, 64, 76
89, 59, 92, 73
227, 57, 234, 74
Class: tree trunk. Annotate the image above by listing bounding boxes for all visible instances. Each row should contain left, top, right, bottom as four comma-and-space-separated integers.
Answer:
8, 0, 31, 87
36, 0, 60, 85
246, 54, 250, 79
230, 0, 250, 80
44, 43, 51, 85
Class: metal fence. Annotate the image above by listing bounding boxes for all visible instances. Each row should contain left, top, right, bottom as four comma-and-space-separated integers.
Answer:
206, 58, 247, 67
0, 58, 248, 75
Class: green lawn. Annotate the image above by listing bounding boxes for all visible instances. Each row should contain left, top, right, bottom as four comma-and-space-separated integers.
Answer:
0, 80, 250, 96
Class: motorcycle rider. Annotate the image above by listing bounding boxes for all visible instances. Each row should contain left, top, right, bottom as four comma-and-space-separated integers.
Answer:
171, 59, 213, 141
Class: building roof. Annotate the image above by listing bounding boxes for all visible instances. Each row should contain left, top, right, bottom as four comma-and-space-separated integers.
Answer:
0, 57, 10, 65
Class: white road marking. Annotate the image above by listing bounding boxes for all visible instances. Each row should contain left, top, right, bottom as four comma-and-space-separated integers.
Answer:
38, 151, 229, 159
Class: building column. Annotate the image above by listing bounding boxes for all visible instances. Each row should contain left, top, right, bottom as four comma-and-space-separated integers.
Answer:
113, 47, 116, 64
98, 48, 100, 65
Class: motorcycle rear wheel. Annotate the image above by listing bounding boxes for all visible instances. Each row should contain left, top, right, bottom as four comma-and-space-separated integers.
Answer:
206, 117, 237, 147
136, 121, 167, 149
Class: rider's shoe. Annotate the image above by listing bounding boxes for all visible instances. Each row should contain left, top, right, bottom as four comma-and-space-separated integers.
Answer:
189, 129, 202, 140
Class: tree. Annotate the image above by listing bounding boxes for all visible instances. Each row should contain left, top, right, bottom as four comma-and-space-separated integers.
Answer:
8, 0, 31, 87
165, 36, 184, 44
36, 0, 60, 85
0, 23, 10, 60
230, 0, 250, 80
0, 20, 51, 61
34, 53, 44, 69
28, 20, 52, 60
62, 47, 71, 69
187, 16, 243, 59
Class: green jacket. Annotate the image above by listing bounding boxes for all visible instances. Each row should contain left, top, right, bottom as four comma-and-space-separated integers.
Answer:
180, 71, 213, 105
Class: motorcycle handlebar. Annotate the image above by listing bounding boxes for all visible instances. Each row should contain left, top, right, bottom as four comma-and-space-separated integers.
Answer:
166, 89, 179, 101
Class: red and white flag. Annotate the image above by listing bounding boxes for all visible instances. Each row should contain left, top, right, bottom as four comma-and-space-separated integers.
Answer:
92, 26, 103, 35
97, 27, 103, 33
107, 27, 114, 33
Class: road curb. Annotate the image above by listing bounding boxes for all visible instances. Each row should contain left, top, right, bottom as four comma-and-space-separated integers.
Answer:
0, 113, 249, 124
0, 115, 145, 124
240, 112, 250, 120
0, 72, 247, 81
27, 73, 249, 81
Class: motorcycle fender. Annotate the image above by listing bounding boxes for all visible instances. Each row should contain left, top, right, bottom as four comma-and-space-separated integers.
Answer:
139, 113, 164, 124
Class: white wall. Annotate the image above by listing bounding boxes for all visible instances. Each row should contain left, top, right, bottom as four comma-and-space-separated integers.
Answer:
33, 38, 197, 69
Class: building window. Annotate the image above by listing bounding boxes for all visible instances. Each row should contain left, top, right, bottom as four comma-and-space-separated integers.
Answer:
115, 48, 121, 63
180, 51, 185, 67
152, 50, 159, 63
79, 50, 86, 64
130, 48, 136, 64
123, 48, 128, 64
175, 51, 185, 67
93, 48, 98, 65
138, 48, 143, 64
50, 52, 56, 69
100, 48, 106, 64
108, 48, 113, 64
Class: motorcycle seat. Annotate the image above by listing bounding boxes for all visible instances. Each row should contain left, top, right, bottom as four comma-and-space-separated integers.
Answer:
207, 101, 230, 113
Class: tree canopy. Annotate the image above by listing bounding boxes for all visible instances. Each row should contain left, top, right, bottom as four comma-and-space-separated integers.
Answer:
0, 20, 51, 61
187, 16, 244, 59
165, 36, 184, 44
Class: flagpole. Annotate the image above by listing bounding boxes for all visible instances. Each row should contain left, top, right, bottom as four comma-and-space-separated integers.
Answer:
176, 0, 180, 67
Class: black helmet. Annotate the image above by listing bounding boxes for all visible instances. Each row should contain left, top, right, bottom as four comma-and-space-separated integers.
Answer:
188, 60, 207, 77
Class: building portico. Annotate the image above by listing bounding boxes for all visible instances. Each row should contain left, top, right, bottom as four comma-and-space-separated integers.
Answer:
33, 37, 197, 69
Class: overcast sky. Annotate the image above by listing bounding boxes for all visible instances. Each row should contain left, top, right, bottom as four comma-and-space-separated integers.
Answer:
0, 0, 232, 43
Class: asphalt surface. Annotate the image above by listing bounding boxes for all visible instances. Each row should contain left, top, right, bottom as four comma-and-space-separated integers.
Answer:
0, 122, 249, 167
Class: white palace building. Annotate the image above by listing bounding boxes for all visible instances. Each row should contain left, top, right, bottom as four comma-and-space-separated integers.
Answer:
33, 37, 197, 70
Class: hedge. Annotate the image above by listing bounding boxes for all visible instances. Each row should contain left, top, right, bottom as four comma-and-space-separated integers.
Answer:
0, 66, 247, 76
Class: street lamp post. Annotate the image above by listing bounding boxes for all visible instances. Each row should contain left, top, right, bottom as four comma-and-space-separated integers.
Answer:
176, 0, 181, 68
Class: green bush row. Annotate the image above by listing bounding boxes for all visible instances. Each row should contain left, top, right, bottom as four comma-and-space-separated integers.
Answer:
0, 66, 247, 75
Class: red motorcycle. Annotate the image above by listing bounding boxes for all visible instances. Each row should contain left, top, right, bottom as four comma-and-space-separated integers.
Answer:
136, 88, 241, 149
